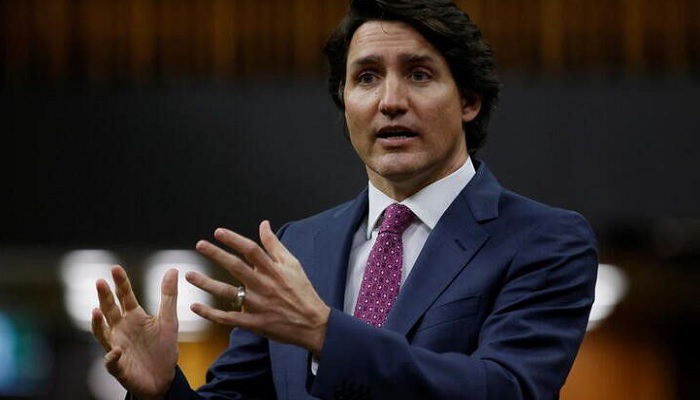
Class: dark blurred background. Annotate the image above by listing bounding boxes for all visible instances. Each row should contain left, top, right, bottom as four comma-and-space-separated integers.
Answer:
1, 0, 699, 399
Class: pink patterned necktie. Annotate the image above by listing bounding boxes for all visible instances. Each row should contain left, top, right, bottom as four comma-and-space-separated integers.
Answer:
354, 203, 415, 328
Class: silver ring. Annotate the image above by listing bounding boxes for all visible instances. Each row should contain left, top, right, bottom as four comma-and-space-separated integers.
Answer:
231, 285, 246, 310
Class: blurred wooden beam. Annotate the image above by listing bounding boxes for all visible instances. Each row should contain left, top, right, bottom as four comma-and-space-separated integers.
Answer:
540, 0, 564, 74
2, 0, 698, 84
128, 0, 157, 81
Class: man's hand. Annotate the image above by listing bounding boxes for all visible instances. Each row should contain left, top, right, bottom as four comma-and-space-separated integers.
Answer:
187, 220, 331, 356
92, 265, 179, 400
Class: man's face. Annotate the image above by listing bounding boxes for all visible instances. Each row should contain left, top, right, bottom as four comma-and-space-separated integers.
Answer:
343, 20, 480, 199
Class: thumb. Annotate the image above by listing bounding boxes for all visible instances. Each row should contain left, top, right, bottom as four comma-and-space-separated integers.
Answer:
104, 346, 124, 378
158, 268, 179, 326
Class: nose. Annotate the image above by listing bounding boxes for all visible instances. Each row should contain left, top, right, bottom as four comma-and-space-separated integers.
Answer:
378, 75, 408, 118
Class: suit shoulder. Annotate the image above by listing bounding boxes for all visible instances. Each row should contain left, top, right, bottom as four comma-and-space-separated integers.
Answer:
277, 197, 360, 236
497, 188, 595, 240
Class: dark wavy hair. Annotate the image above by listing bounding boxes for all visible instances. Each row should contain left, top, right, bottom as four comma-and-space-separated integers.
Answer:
323, 0, 501, 156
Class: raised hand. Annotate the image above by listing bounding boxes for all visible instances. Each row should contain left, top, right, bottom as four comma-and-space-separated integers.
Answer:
92, 265, 179, 400
187, 220, 331, 356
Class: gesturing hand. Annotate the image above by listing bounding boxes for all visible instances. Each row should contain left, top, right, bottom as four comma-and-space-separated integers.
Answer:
92, 266, 179, 400
187, 220, 331, 356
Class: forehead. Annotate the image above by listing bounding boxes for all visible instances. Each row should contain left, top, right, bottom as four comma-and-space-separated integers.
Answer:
347, 20, 444, 64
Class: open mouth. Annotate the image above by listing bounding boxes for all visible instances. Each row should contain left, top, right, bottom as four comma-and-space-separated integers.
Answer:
376, 128, 418, 139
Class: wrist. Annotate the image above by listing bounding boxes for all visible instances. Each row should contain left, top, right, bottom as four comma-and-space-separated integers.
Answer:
132, 368, 175, 400
309, 304, 330, 357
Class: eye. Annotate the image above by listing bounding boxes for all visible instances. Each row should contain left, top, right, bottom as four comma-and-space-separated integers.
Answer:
357, 71, 378, 85
411, 70, 431, 82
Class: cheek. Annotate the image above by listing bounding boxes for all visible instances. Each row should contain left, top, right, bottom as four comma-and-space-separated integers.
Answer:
347, 128, 368, 160
437, 96, 466, 127
344, 94, 374, 127
419, 97, 467, 146
420, 101, 454, 131
343, 105, 365, 148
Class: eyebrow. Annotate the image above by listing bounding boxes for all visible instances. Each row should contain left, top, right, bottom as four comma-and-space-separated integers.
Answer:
349, 53, 438, 68
349, 55, 382, 68
401, 54, 438, 65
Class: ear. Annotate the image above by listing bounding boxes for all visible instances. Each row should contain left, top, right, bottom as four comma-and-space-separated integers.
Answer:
337, 81, 346, 108
461, 92, 482, 123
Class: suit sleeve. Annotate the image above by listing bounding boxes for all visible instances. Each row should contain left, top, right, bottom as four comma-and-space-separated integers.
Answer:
165, 327, 276, 400
310, 211, 598, 400
153, 314, 275, 400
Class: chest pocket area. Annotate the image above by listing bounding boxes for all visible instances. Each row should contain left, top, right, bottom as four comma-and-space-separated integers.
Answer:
412, 295, 481, 354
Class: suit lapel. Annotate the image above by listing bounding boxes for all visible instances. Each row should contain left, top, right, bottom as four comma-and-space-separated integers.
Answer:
312, 190, 368, 310
384, 161, 501, 335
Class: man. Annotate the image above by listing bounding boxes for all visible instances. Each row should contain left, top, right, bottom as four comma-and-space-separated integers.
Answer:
92, 0, 598, 399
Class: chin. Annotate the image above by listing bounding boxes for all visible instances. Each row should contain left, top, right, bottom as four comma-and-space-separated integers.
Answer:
373, 163, 426, 183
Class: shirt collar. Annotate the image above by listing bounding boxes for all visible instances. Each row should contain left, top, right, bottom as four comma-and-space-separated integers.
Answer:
366, 158, 476, 239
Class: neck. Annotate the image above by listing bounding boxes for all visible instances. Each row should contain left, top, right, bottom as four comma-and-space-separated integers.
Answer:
368, 157, 468, 202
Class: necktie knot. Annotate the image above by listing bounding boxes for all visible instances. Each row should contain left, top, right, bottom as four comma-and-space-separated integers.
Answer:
379, 203, 414, 235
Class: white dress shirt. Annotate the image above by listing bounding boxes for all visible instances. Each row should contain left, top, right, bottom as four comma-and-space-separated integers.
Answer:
343, 158, 476, 314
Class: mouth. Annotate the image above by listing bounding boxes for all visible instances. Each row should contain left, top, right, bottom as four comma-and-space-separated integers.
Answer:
375, 126, 419, 140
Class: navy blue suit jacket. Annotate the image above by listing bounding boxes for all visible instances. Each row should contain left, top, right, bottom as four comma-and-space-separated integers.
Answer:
166, 161, 598, 400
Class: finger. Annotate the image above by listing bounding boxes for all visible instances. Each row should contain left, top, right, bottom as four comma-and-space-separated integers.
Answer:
195, 239, 257, 285
104, 346, 124, 379
158, 268, 179, 325
185, 271, 241, 302
190, 302, 255, 328
112, 265, 140, 312
96, 277, 122, 326
91, 308, 111, 352
259, 220, 292, 262
214, 227, 276, 273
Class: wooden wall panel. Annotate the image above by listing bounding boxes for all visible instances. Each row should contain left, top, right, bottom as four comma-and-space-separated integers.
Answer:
157, 0, 192, 77
4, 0, 34, 81
34, 0, 67, 78
539, 0, 565, 73
129, 0, 158, 80
2, 0, 698, 84
643, 0, 689, 73
621, 0, 645, 72
689, 0, 700, 70
211, 0, 236, 79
